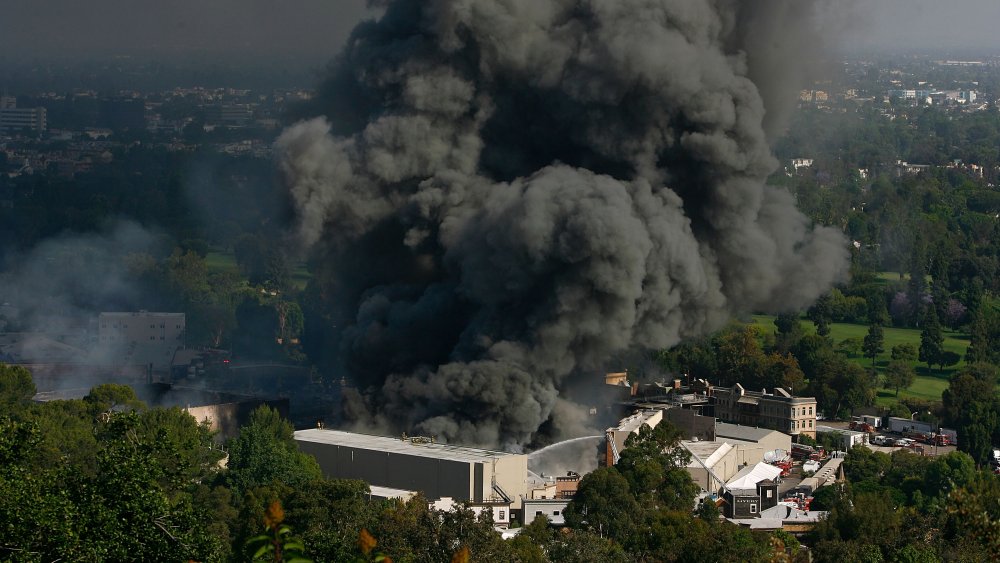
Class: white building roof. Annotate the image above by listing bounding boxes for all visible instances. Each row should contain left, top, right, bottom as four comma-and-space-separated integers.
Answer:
725, 462, 782, 490
683, 441, 734, 469
610, 410, 662, 433
368, 485, 417, 501
294, 428, 521, 464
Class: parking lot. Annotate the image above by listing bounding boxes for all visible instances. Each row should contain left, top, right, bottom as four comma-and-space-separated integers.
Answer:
821, 420, 957, 457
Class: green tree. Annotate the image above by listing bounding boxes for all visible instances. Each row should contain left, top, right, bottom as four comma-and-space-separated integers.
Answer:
564, 467, 641, 543
863, 323, 885, 366
0, 364, 35, 409
884, 361, 916, 397
964, 307, 1000, 364
615, 423, 699, 511
918, 307, 944, 372
84, 383, 145, 414
836, 337, 864, 358
808, 293, 834, 337
712, 325, 765, 387
890, 343, 918, 362
760, 353, 806, 393
773, 312, 804, 353
227, 406, 322, 496
245, 500, 312, 563
546, 528, 627, 562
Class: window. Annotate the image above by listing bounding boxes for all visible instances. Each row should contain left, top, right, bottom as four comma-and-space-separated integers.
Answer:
809, 420, 813, 428
750, 504, 757, 514
499, 510, 505, 520
766, 490, 773, 498
809, 406, 813, 415
535, 511, 542, 516
553, 511, 560, 516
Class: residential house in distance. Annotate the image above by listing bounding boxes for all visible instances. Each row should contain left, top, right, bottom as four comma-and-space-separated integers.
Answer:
790, 158, 813, 172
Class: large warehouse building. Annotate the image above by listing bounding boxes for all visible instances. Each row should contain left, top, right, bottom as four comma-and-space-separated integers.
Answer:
294, 429, 529, 508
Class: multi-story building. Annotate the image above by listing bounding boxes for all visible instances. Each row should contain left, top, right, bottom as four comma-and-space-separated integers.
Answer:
0, 106, 47, 134
695, 381, 817, 439
97, 311, 185, 373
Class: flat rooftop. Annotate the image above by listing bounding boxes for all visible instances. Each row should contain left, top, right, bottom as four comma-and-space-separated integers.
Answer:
294, 428, 522, 464
682, 440, 734, 469
716, 422, 782, 443
611, 410, 660, 433
369, 485, 416, 500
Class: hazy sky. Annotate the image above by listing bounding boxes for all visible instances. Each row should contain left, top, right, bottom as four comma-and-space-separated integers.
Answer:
1, 0, 999, 65
0, 0, 372, 64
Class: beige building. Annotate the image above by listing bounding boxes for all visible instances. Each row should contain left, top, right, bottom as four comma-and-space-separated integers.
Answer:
605, 410, 663, 465
681, 424, 792, 494
702, 382, 817, 439
97, 311, 185, 373
683, 440, 741, 492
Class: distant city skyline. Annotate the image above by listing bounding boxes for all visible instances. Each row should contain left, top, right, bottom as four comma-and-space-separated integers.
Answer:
1, 1, 1000, 68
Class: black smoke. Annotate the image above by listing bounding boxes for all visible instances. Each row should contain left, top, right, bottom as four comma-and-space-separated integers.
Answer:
276, 0, 850, 448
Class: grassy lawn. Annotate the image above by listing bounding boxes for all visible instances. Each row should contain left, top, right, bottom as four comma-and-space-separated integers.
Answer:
751, 314, 969, 403
205, 250, 312, 291
205, 251, 240, 275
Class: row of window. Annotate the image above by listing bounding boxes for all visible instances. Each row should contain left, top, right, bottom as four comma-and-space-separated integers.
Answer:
791, 419, 815, 430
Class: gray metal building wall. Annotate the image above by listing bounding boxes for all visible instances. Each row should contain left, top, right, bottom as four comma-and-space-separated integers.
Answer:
297, 441, 475, 502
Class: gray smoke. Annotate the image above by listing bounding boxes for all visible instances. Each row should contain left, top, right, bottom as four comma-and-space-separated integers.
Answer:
276, 0, 850, 448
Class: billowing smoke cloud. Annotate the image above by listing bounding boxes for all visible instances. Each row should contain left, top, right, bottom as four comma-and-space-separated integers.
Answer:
276, 0, 850, 448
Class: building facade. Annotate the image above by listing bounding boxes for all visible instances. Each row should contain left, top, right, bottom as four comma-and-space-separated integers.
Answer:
701, 382, 817, 439
97, 311, 186, 373
521, 499, 570, 526
0, 107, 47, 134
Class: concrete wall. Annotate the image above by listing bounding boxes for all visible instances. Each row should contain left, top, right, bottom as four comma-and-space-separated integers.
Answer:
492, 455, 529, 509
185, 398, 289, 441
522, 499, 569, 526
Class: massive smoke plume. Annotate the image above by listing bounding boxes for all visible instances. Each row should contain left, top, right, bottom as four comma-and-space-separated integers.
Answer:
276, 0, 850, 448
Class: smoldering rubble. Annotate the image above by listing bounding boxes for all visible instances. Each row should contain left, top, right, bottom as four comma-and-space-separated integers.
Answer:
276, 0, 851, 449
